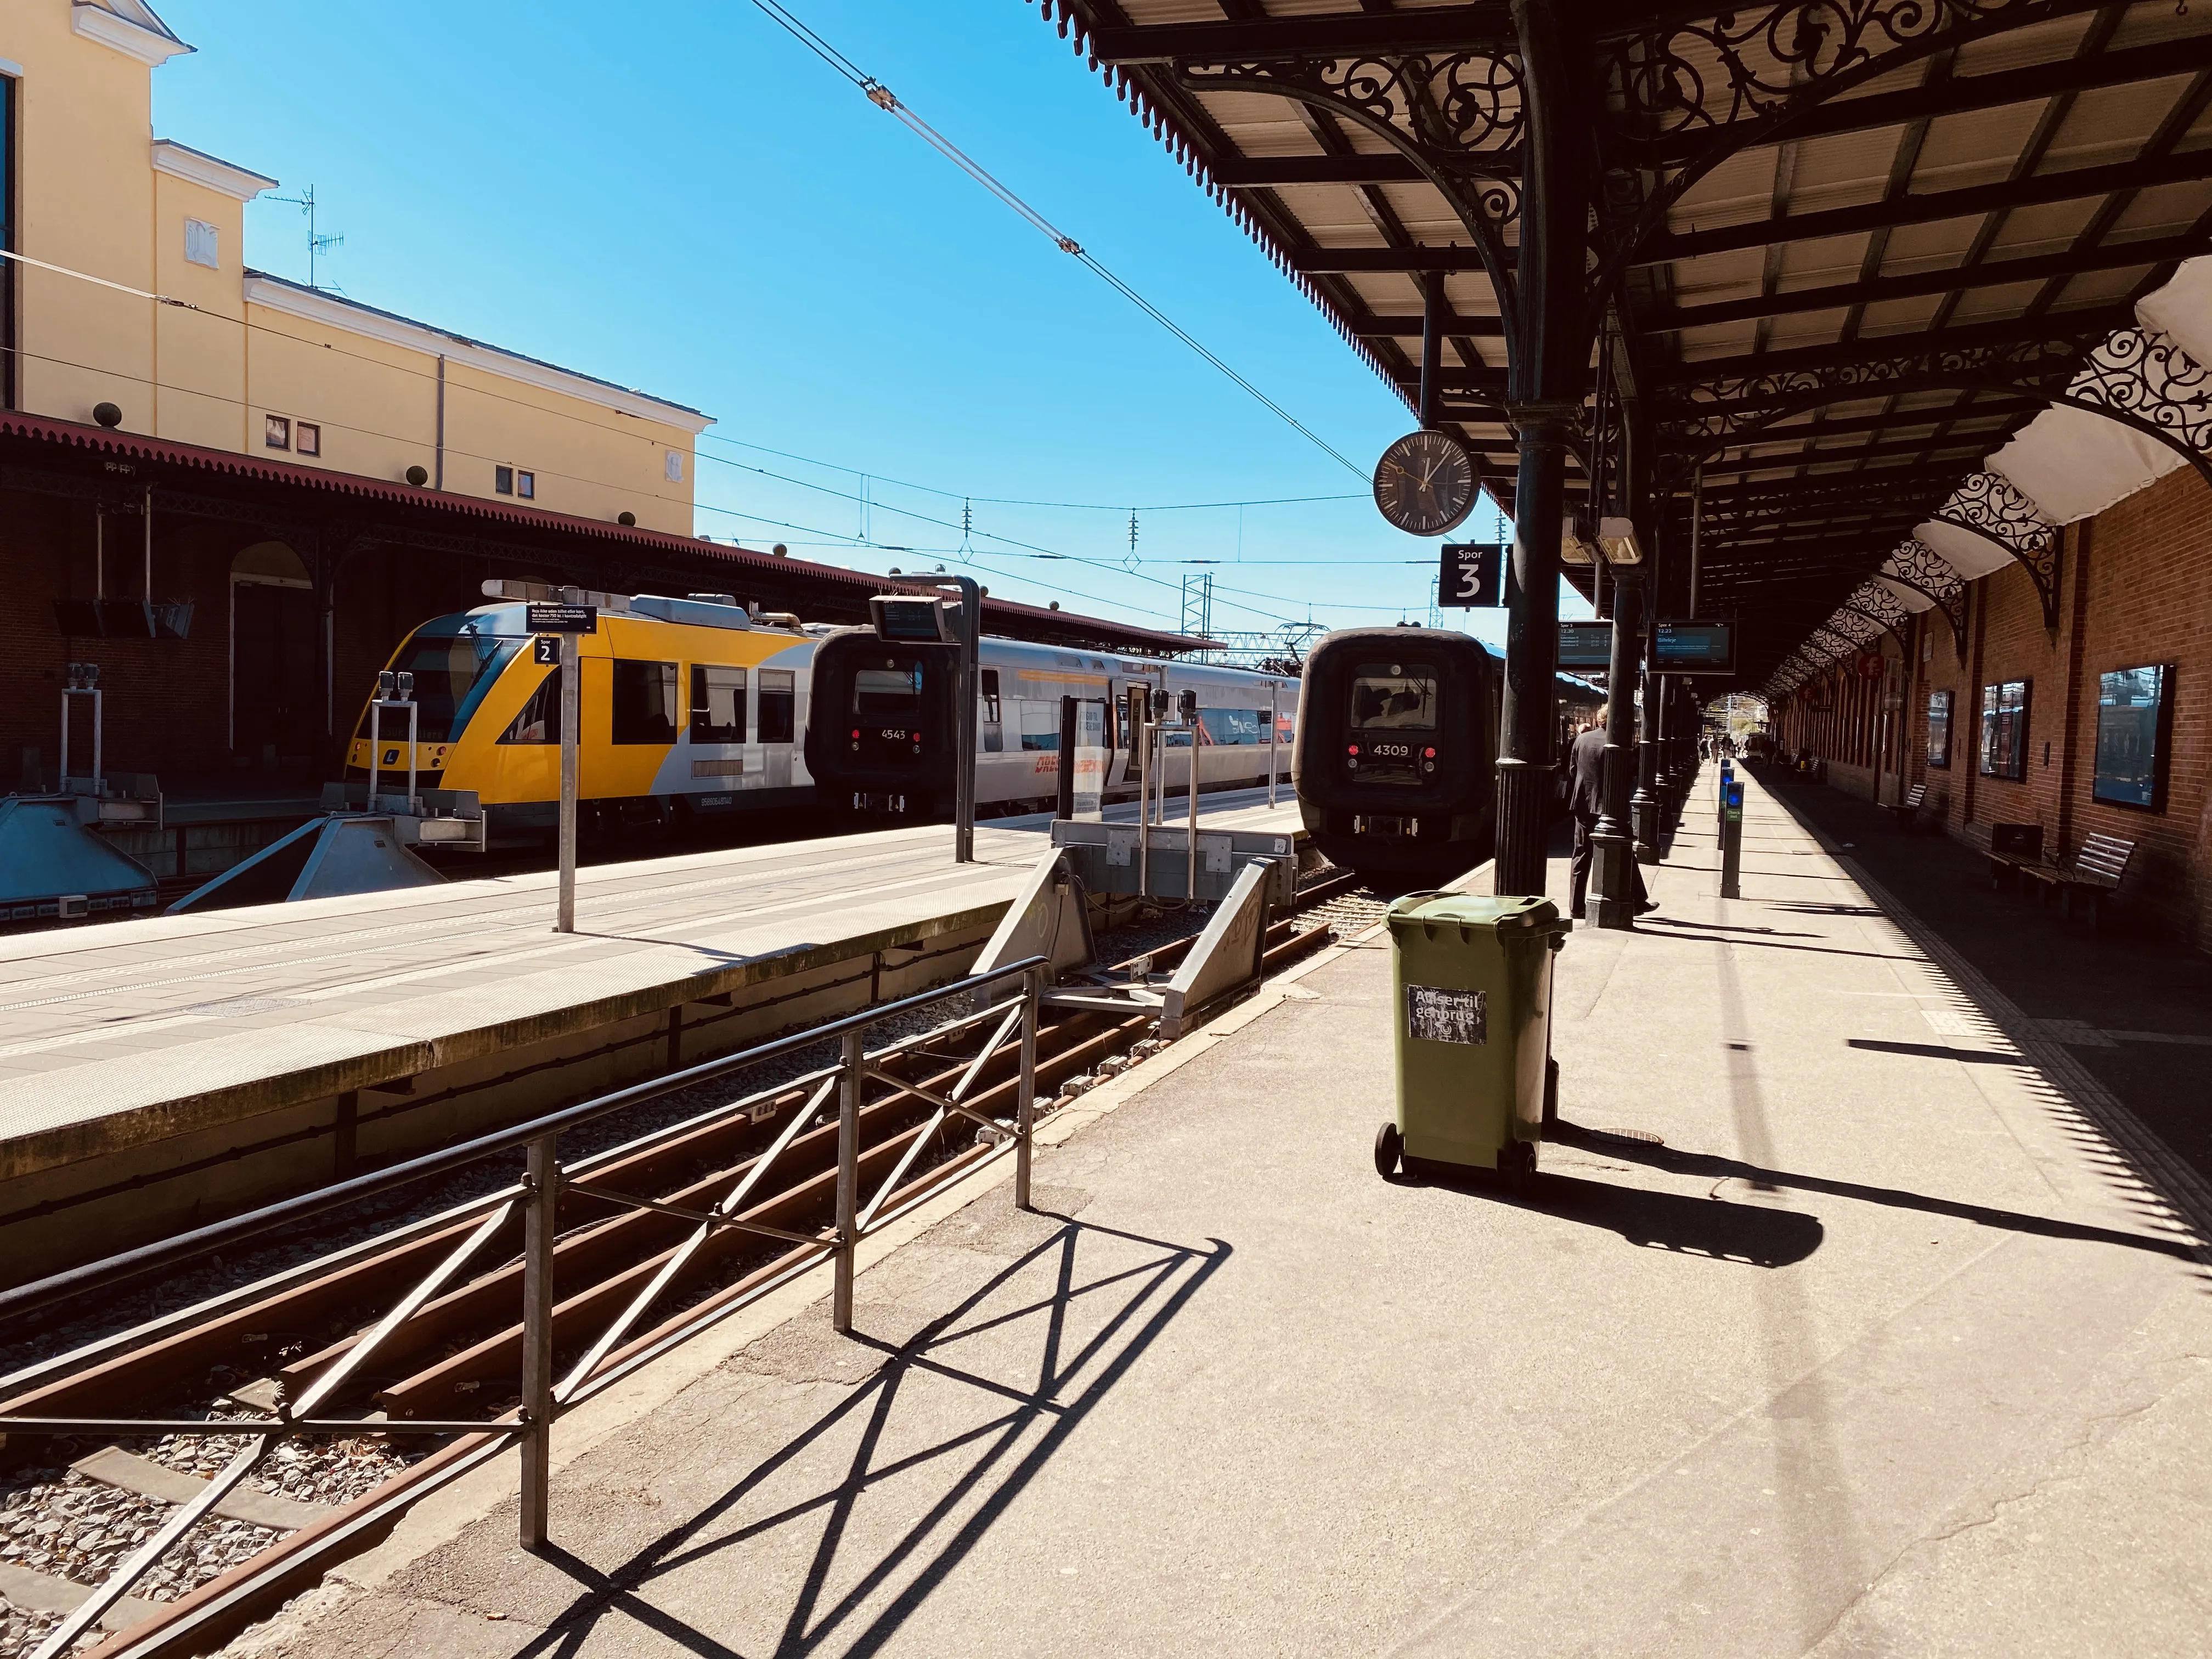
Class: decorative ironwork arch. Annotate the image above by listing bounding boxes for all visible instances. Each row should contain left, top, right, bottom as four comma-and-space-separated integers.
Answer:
1927, 471, 2061, 628
1880, 539, 1970, 648
1844, 580, 1914, 654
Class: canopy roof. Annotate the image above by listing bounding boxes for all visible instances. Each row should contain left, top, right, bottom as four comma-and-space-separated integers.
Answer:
1038, 0, 2212, 688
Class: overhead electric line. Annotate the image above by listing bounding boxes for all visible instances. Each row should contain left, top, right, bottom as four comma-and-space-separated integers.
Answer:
745, 1, 1370, 483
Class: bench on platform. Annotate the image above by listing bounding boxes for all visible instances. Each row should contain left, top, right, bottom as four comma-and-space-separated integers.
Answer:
2018, 833, 2137, 929
1881, 783, 1927, 833
1987, 823, 2135, 929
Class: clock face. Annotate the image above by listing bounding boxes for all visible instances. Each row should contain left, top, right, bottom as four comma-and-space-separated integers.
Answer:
1373, 430, 1479, 536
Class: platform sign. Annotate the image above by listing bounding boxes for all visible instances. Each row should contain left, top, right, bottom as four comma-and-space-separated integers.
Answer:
1558, 620, 1613, 669
1072, 701, 1107, 819
526, 602, 597, 634
532, 635, 560, 665
1440, 541, 1503, 608
1654, 619, 1735, 674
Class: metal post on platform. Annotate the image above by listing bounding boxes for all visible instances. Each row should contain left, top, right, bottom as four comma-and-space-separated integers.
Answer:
1493, 0, 1589, 900
950, 575, 981, 864
556, 626, 581, 933
1015, 967, 1039, 1212
1720, 777, 1744, 900
518, 1133, 556, 1551
833, 1027, 861, 1333
1589, 566, 1644, 930
365, 688, 383, 809
1182, 689, 1199, 901
1134, 685, 1153, 896
1057, 696, 1076, 820
1267, 681, 1280, 808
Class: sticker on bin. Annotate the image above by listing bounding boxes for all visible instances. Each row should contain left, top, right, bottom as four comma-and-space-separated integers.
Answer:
1407, 985, 1486, 1045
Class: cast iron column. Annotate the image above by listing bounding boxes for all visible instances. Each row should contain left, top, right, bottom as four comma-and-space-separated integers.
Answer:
1589, 567, 1644, 928
1493, 0, 1590, 899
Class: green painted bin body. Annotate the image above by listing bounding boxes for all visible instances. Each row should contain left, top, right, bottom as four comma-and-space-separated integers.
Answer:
1387, 893, 1568, 1169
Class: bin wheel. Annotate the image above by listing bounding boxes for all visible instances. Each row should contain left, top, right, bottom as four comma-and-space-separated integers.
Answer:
1499, 1140, 1537, 1195
1374, 1122, 1403, 1181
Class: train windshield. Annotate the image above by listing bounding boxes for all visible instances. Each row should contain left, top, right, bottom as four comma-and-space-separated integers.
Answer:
853, 664, 924, 719
382, 624, 522, 742
1350, 664, 1438, 732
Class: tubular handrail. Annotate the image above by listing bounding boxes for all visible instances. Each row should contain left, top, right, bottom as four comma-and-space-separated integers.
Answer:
0, 954, 1051, 1323
5, 956, 1050, 1659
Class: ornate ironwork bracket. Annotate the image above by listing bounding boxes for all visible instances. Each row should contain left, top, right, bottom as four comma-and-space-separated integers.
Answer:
1174, 52, 1525, 336
1880, 538, 1970, 649
2055, 326, 2212, 494
1928, 470, 2061, 628
1844, 580, 1914, 654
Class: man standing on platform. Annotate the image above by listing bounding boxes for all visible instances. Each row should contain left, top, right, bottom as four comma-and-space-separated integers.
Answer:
1568, 706, 1651, 922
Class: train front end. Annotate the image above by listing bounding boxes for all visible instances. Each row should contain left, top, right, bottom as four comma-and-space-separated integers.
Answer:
803, 629, 958, 818
1292, 627, 1497, 883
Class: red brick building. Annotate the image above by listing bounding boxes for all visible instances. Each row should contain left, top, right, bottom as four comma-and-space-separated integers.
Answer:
1774, 462, 2211, 952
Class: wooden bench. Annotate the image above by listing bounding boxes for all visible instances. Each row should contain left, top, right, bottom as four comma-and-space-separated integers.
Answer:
1881, 782, 1927, 833
2017, 833, 2136, 929
1985, 822, 2045, 891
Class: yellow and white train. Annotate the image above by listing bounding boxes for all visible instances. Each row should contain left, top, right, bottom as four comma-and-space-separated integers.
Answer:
345, 590, 1299, 841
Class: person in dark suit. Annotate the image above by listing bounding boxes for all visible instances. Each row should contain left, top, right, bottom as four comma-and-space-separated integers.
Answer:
1567, 707, 1651, 921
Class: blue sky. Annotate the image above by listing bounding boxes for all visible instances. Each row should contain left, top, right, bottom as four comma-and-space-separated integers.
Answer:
154, 1, 1584, 648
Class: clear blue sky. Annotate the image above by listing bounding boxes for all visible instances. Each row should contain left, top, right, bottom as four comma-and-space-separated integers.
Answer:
154, 1, 1586, 648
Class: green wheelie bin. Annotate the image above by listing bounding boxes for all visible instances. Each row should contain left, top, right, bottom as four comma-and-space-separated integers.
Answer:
1375, 892, 1569, 1190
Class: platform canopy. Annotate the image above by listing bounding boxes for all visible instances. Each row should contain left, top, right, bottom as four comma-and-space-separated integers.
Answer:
1035, 0, 2212, 690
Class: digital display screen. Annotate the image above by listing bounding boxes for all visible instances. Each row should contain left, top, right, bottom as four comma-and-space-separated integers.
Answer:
1557, 622, 1612, 669
871, 596, 955, 644
1655, 620, 1734, 673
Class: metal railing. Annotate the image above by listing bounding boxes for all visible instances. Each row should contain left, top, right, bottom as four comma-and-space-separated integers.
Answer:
0, 956, 1047, 1657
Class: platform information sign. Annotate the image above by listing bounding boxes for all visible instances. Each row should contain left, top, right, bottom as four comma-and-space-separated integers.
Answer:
1655, 619, 1735, 673
1558, 621, 1613, 669
1440, 542, 1503, 608
526, 602, 597, 634
1073, 702, 1107, 819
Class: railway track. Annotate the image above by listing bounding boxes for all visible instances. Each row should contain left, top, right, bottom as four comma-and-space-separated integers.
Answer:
0, 871, 1381, 1659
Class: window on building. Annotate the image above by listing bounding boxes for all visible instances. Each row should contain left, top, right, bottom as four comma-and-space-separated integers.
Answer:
690, 664, 745, 743
494, 465, 515, 495
295, 422, 320, 457
517, 470, 535, 500
2092, 664, 2175, 811
1926, 689, 1952, 769
264, 415, 290, 450
500, 667, 561, 744
665, 449, 685, 483
1979, 679, 2029, 781
758, 668, 796, 743
184, 217, 219, 269
611, 659, 678, 744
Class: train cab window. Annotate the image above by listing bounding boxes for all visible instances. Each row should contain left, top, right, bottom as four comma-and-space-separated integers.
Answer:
853, 662, 923, 718
690, 664, 746, 744
499, 667, 561, 744
980, 670, 1004, 752
1351, 663, 1438, 731
759, 668, 797, 744
612, 659, 679, 744
380, 627, 520, 743
1198, 707, 1261, 746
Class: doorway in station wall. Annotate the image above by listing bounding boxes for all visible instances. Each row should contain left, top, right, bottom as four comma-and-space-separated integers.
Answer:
230, 542, 318, 768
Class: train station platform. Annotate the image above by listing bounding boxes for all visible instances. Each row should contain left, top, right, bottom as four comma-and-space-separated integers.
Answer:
0, 789, 1303, 1285
228, 766, 2212, 1658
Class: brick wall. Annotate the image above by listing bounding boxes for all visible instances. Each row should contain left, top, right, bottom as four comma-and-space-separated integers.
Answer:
1795, 464, 2212, 952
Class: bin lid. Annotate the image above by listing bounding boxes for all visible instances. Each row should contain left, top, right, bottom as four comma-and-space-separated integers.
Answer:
1386, 891, 1565, 936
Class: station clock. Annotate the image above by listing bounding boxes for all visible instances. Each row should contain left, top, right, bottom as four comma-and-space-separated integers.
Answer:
1372, 430, 1479, 537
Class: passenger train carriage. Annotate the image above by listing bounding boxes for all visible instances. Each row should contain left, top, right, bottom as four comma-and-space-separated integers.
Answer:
1293, 626, 1602, 883
344, 594, 1297, 843
805, 631, 1298, 819
343, 594, 819, 839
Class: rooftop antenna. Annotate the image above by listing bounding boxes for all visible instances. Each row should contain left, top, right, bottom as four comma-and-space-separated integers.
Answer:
268, 184, 344, 291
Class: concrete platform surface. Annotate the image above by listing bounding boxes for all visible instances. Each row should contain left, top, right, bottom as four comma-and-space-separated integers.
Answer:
0, 789, 1299, 1168
229, 775, 2212, 1658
